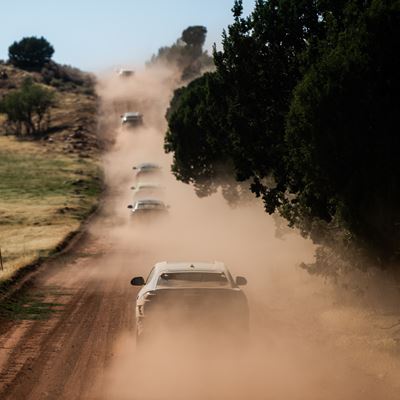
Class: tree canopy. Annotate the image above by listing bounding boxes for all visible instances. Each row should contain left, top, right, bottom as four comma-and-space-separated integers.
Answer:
8, 36, 55, 70
148, 26, 213, 81
165, 0, 400, 274
181, 26, 207, 48
0, 78, 55, 135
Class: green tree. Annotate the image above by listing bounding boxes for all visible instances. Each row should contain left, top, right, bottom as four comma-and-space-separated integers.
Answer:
0, 78, 55, 135
285, 0, 400, 267
8, 36, 55, 70
181, 26, 207, 48
165, 0, 400, 273
166, 73, 232, 196
148, 26, 213, 81
166, 0, 323, 204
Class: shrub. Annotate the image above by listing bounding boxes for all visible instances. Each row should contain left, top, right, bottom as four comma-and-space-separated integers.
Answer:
41, 61, 95, 93
0, 78, 55, 135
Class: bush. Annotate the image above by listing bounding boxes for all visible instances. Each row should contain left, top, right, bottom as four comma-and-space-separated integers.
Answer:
9, 36, 54, 70
41, 61, 95, 93
0, 78, 55, 135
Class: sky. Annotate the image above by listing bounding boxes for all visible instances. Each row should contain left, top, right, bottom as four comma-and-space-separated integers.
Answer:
1, 0, 255, 72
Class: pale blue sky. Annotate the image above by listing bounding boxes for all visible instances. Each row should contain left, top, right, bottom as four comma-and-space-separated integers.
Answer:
1, 0, 254, 72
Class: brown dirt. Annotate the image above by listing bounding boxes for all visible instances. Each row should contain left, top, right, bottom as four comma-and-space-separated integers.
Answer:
0, 232, 397, 400
0, 232, 137, 400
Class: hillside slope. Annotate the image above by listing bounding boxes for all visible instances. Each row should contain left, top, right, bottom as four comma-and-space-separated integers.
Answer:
0, 63, 102, 282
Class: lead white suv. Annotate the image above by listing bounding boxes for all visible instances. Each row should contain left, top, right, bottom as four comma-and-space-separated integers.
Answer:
131, 261, 249, 343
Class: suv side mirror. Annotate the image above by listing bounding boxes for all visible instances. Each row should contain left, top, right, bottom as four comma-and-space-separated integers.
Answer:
236, 276, 247, 286
131, 276, 145, 286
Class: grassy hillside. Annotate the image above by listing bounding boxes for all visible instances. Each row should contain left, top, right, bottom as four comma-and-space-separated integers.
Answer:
0, 64, 102, 282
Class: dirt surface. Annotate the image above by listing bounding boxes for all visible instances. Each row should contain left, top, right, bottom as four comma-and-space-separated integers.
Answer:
0, 237, 135, 399
1, 68, 400, 400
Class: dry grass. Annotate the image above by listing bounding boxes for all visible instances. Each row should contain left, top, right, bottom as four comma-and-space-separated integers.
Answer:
0, 65, 101, 283
0, 135, 101, 281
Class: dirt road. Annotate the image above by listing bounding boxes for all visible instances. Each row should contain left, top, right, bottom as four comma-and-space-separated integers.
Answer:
0, 235, 137, 399
0, 69, 399, 400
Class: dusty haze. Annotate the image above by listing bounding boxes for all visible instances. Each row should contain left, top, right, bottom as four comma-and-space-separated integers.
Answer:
86, 66, 400, 400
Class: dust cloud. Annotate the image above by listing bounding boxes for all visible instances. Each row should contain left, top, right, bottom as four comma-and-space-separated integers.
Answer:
88, 65, 400, 400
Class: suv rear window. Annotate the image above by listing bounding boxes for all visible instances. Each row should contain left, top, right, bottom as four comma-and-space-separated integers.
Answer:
157, 272, 229, 288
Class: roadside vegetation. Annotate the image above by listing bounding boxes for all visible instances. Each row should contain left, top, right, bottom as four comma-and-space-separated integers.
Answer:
0, 78, 55, 135
147, 25, 214, 81
165, 0, 400, 279
0, 36, 101, 283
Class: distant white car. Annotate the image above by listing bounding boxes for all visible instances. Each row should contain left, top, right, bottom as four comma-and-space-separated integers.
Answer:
130, 183, 164, 200
131, 261, 249, 343
121, 112, 143, 126
127, 198, 169, 216
118, 69, 134, 77
132, 162, 161, 178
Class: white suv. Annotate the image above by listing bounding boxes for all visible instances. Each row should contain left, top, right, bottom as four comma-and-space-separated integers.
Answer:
121, 112, 143, 126
118, 69, 134, 77
131, 261, 249, 343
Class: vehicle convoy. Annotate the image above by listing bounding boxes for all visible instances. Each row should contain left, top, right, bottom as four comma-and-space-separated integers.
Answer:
121, 112, 143, 126
131, 261, 249, 343
127, 198, 169, 216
